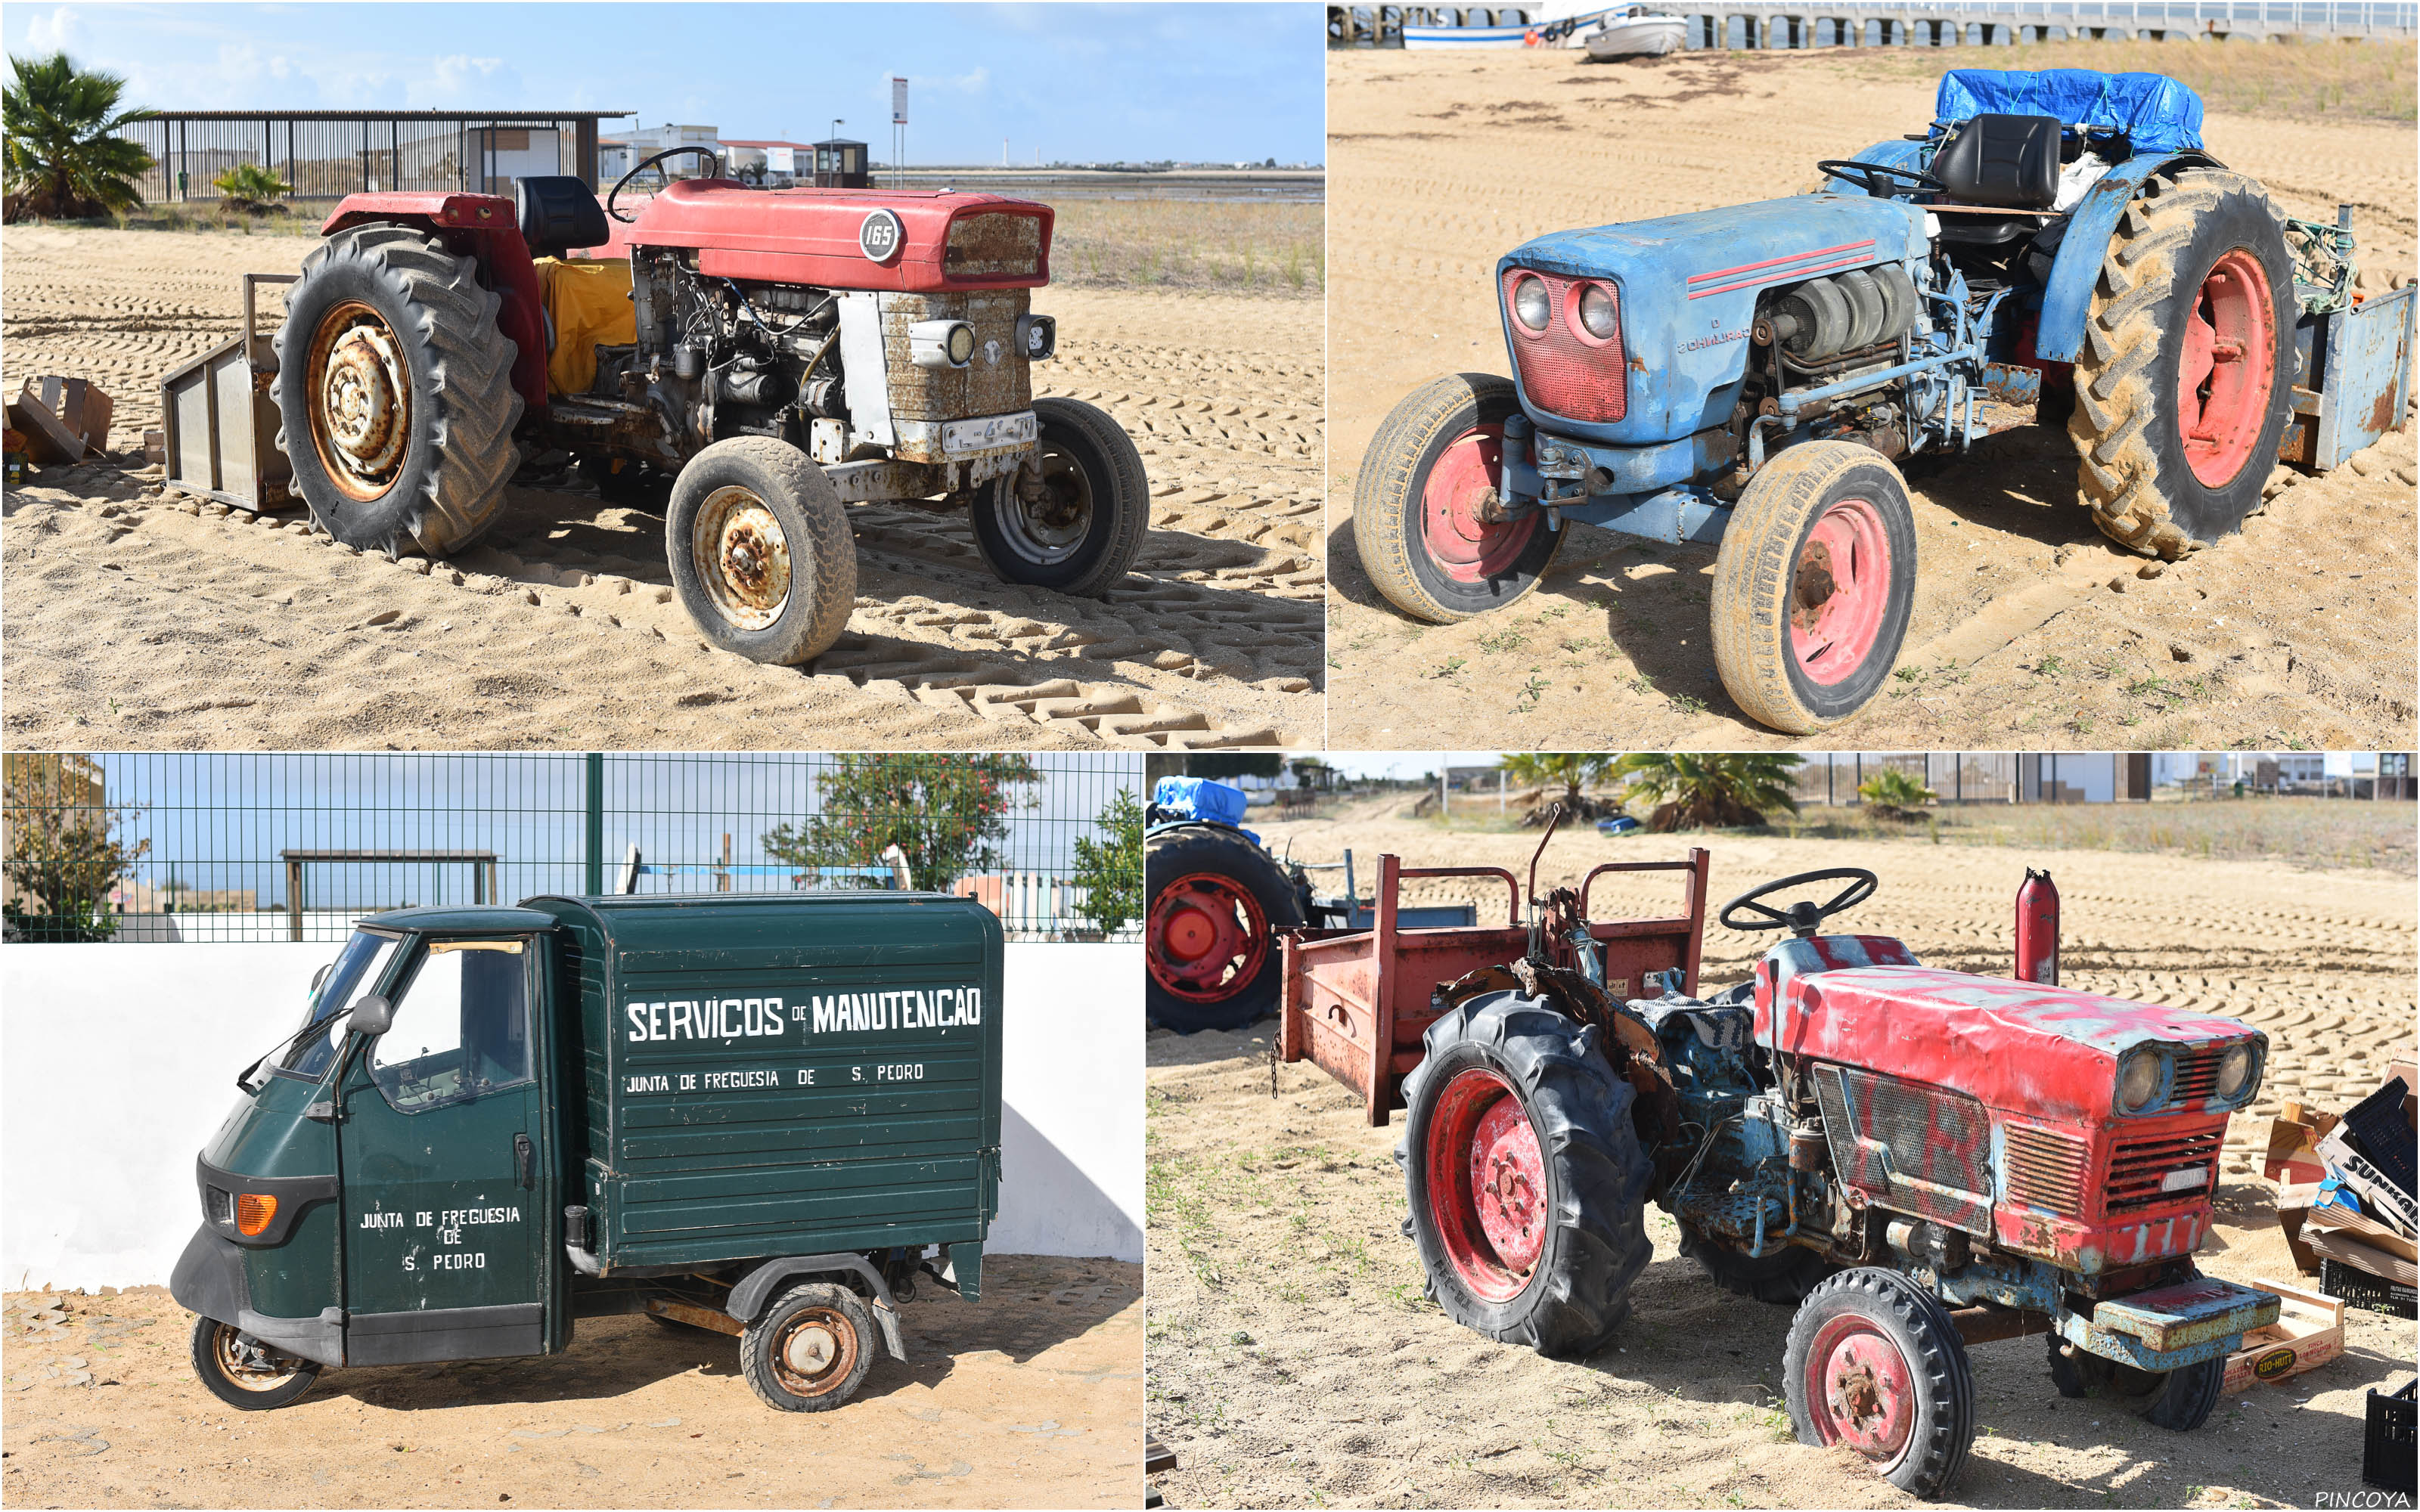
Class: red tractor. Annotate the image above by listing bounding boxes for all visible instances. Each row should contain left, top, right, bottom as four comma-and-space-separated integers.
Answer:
270, 149, 1146, 663
1279, 817, 2277, 1498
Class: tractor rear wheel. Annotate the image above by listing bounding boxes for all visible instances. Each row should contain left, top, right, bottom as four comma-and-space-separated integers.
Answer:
666, 437, 858, 665
1354, 373, 1564, 622
1711, 440, 1917, 735
1398, 991, 1653, 1359
1679, 1221, 1837, 1305
2045, 1334, 2223, 1430
1144, 823, 1303, 1033
1785, 1268, 1975, 1499
970, 397, 1149, 596
189, 1315, 321, 1411
2068, 168, 2294, 559
275, 223, 523, 557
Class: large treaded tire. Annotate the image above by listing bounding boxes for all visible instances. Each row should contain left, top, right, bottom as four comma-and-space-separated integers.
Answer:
1397, 991, 1653, 1359
1143, 823, 1303, 1033
2068, 168, 2294, 559
1785, 1268, 1975, 1499
1710, 439, 1917, 735
2045, 1332, 2224, 1431
275, 223, 523, 557
665, 437, 858, 665
1679, 1220, 1837, 1305
970, 396, 1149, 596
1353, 373, 1563, 623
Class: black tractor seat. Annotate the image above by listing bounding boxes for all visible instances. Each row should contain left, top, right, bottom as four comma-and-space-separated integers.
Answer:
516, 175, 611, 259
1931, 112, 2061, 209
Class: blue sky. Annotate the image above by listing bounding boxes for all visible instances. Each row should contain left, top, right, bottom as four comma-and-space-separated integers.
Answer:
4, 2, 1323, 163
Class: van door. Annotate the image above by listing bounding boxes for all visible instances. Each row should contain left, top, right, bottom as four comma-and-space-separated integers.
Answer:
339, 936, 551, 1365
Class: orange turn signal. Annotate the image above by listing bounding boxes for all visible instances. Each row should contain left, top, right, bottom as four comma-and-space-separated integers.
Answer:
235, 1193, 278, 1236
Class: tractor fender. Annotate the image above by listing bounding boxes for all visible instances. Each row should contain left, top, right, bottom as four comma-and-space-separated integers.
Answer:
314, 192, 551, 419
2030, 151, 2224, 365
726, 1253, 907, 1361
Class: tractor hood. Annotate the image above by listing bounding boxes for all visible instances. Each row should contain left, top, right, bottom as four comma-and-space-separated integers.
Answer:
1754, 954, 2266, 1125
1498, 194, 1928, 445
613, 179, 1053, 293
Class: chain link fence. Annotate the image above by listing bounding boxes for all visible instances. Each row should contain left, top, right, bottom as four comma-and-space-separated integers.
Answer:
2, 753, 1140, 945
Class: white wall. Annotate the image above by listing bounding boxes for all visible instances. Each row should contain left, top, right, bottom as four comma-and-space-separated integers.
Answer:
0, 941, 1140, 1291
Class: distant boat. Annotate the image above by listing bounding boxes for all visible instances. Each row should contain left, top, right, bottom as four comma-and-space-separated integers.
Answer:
1584, 5, 1686, 57
1401, 3, 1622, 49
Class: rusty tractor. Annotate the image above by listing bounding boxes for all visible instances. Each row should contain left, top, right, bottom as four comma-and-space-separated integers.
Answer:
181, 149, 1146, 665
1354, 67, 2415, 733
1278, 813, 2277, 1498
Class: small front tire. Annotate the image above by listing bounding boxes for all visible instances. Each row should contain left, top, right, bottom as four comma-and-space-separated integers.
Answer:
190, 1315, 321, 1411
2045, 1334, 2223, 1431
970, 396, 1149, 596
740, 1282, 876, 1412
1353, 373, 1562, 623
665, 437, 858, 665
1784, 1268, 1975, 1499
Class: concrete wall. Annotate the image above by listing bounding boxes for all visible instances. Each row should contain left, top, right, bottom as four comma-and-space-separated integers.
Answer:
0, 940, 1139, 1291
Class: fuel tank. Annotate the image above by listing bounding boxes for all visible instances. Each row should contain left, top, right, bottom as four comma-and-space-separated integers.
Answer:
607, 179, 1054, 294
1497, 194, 1929, 446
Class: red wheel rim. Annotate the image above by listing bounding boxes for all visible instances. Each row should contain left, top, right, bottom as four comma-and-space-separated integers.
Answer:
2175, 246, 2276, 489
1802, 1312, 1917, 1466
1146, 872, 1269, 1004
1420, 424, 1540, 584
1423, 1067, 1547, 1302
1788, 496, 1892, 687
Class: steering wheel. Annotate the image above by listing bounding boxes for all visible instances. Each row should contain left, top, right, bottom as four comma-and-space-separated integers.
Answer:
1814, 158, 1942, 200
1718, 868, 1879, 939
607, 145, 728, 224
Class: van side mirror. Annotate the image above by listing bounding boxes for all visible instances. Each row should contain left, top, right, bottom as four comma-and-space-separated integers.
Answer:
346, 993, 393, 1038
311, 962, 332, 994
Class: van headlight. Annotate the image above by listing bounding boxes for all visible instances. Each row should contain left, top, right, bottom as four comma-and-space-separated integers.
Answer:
910, 319, 976, 370
2116, 1046, 2167, 1114
1512, 274, 1550, 332
2216, 1042, 2258, 1101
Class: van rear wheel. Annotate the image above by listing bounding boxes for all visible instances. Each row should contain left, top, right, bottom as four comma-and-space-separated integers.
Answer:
740, 1282, 875, 1412
190, 1315, 320, 1411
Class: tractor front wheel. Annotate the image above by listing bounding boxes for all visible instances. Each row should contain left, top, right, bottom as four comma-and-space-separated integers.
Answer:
1144, 824, 1304, 1033
2045, 1334, 2223, 1431
1784, 1268, 1975, 1499
1354, 373, 1563, 622
970, 397, 1149, 596
1711, 440, 1917, 735
1399, 991, 1653, 1359
666, 438, 858, 665
2068, 169, 2294, 559
189, 1315, 321, 1411
275, 223, 524, 558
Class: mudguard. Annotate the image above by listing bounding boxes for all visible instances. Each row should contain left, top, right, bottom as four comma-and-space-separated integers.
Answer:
2030, 151, 2220, 365
170, 1226, 346, 1368
727, 1253, 907, 1361
316, 191, 551, 418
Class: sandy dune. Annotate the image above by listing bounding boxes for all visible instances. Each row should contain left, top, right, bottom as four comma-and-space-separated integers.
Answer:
1325, 48, 2418, 749
1, 228, 1320, 750
1148, 809, 2418, 1507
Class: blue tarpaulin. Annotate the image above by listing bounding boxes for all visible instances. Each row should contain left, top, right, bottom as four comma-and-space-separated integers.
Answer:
1935, 70, 2205, 154
1153, 776, 1252, 829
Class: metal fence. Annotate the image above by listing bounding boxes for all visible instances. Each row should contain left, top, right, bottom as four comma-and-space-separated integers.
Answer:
1, 753, 1140, 944
119, 112, 620, 206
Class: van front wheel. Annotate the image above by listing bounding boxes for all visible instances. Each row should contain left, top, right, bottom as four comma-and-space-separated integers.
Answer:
190, 1315, 321, 1411
740, 1282, 876, 1411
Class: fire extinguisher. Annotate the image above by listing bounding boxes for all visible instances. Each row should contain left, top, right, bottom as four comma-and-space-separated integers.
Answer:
2015, 867, 2059, 985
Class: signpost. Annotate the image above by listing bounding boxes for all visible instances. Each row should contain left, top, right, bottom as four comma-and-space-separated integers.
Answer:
890, 76, 908, 187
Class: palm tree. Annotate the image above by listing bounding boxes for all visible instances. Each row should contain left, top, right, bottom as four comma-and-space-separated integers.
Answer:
1612, 752, 1803, 832
213, 162, 293, 214
1497, 753, 1617, 824
3, 51, 154, 221
1857, 767, 1937, 822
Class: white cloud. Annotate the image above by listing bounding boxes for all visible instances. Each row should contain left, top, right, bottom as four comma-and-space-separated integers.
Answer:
21, 6, 81, 54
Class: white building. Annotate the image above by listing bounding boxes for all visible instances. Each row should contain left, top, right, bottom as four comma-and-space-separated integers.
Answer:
597, 123, 721, 183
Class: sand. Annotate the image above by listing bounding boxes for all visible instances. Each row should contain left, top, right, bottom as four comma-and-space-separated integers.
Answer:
1146, 805, 2418, 1508
2, 1256, 1140, 1508
1324, 48, 2419, 750
0, 228, 1321, 751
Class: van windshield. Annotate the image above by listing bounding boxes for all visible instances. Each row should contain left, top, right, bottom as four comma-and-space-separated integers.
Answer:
275, 928, 402, 1081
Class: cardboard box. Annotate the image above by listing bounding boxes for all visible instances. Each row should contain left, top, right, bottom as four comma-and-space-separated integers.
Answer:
2266, 1105, 2340, 1187
2221, 1279, 2347, 1395
2306, 1226, 2420, 1289
6, 376, 112, 462
2278, 1181, 2324, 1275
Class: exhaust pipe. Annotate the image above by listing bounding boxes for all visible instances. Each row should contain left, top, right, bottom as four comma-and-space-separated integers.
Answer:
2015, 867, 2059, 984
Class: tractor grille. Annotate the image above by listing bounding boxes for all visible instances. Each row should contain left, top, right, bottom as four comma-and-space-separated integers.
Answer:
2105, 1128, 2224, 1213
945, 210, 1045, 280
2003, 1125, 2090, 1217
1814, 1064, 1993, 1232
1502, 268, 1628, 423
2164, 1047, 2222, 1109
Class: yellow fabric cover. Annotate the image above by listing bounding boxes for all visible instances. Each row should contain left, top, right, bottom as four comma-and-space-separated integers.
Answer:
535, 256, 637, 398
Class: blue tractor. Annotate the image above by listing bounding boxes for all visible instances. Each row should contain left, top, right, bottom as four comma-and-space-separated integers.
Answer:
1356, 68, 2416, 735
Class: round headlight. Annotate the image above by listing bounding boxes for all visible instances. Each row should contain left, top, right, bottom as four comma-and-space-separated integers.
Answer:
1578, 284, 1618, 339
1512, 275, 1550, 332
947, 324, 976, 364
2217, 1043, 2256, 1100
2117, 1046, 2165, 1114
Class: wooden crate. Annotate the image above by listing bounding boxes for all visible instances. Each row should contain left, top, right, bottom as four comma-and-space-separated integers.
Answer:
2221, 1278, 2346, 1395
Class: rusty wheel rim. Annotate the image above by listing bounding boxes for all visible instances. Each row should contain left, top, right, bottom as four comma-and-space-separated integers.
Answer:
996, 447, 1092, 566
692, 485, 793, 631
307, 299, 413, 501
1803, 1312, 1917, 1466
210, 1323, 306, 1393
769, 1306, 858, 1398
